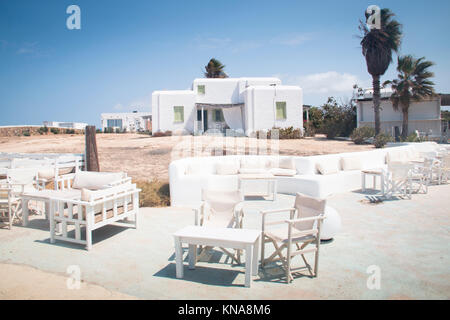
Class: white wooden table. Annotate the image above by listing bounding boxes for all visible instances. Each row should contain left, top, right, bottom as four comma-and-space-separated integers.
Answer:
173, 226, 261, 288
238, 173, 277, 201
361, 169, 386, 196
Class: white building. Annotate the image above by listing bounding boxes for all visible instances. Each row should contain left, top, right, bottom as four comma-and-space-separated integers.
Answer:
42, 121, 88, 130
101, 112, 152, 132
151, 77, 303, 136
356, 89, 446, 136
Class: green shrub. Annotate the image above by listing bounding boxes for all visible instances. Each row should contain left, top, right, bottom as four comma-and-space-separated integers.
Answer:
263, 127, 302, 139
50, 128, 59, 134
103, 127, 113, 133
374, 133, 393, 148
303, 122, 316, 137
65, 129, 75, 134
96, 129, 102, 133
136, 180, 170, 207
38, 126, 48, 135
350, 127, 376, 144
115, 128, 121, 134
321, 97, 357, 138
22, 130, 30, 136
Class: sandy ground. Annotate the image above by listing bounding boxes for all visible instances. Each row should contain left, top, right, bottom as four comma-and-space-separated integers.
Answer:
0, 263, 137, 300
0, 133, 373, 182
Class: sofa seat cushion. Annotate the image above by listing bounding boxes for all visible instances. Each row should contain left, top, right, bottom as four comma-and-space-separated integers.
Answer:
270, 168, 296, 176
72, 171, 125, 190
239, 168, 268, 174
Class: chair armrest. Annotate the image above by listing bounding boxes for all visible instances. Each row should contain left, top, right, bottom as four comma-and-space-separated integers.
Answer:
285, 215, 326, 225
260, 208, 296, 216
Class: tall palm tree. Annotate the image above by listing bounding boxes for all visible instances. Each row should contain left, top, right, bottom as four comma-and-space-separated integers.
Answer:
383, 55, 435, 139
204, 58, 228, 78
360, 8, 402, 135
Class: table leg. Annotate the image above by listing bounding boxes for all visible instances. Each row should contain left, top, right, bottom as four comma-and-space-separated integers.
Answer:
188, 244, 197, 270
381, 174, 385, 196
49, 201, 55, 244
373, 175, 376, 189
44, 200, 50, 220
272, 180, 277, 201
22, 198, 29, 227
252, 237, 259, 276
174, 236, 184, 279
245, 244, 253, 288
361, 173, 366, 192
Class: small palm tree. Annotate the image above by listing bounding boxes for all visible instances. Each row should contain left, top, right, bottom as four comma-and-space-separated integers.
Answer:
204, 58, 228, 78
383, 55, 435, 139
360, 8, 402, 135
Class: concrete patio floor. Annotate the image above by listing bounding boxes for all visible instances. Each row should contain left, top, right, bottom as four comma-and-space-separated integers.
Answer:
0, 184, 449, 299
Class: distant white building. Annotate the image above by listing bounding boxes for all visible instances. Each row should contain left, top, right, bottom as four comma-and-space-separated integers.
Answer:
151, 77, 303, 136
43, 121, 87, 130
101, 111, 152, 132
356, 89, 447, 136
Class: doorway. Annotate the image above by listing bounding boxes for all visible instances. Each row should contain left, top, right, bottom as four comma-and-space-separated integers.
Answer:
197, 109, 208, 132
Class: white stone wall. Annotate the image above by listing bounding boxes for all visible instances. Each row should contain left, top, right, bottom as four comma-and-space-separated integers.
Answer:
357, 97, 442, 135
152, 91, 196, 133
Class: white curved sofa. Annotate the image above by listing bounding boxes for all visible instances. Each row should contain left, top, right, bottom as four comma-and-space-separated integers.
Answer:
169, 142, 443, 207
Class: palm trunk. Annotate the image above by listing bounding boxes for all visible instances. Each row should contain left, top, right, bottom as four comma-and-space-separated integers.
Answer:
372, 76, 381, 135
401, 107, 409, 139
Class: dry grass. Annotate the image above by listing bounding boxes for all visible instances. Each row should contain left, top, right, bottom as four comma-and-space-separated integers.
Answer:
136, 180, 170, 207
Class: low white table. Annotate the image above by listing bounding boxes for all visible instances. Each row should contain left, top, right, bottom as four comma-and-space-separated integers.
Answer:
238, 173, 277, 201
361, 169, 386, 196
173, 226, 261, 288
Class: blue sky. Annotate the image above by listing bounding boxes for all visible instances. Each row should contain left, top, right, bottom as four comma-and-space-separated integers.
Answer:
1, 0, 449, 127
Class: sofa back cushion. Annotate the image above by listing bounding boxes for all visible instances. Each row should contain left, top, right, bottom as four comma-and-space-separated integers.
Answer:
72, 171, 125, 190
240, 158, 269, 170
386, 149, 410, 163
278, 157, 296, 170
316, 160, 340, 175
341, 156, 362, 171
216, 160, 240, 175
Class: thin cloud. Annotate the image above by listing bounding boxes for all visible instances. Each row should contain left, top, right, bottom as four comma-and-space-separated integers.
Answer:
17, 42, 38, 55
271, 34, 310, 46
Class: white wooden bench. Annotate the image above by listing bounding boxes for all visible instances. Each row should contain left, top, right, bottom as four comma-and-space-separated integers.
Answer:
49, 183, 140, 250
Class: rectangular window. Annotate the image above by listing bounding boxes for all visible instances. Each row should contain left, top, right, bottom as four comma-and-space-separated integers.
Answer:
174, 106, 184, 123
198, 85, 205, 95
107, 119, 122, 127
212, 109, 224, 122
276, 102, 287, 120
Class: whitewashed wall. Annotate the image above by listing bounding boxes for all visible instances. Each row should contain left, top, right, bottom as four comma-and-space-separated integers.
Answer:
243, 86, 303, 134
357, 97, 442, 135
152, 91, 196, 133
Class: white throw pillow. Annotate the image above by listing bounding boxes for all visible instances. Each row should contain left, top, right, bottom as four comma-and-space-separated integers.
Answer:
316, 161, 339, 175
341, 157, 362, 171
216, 161, 240, 175
72, 171, 124, 190
279, 157, 296, 170
270, 168, 296, 176
38, 167, 55, 180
